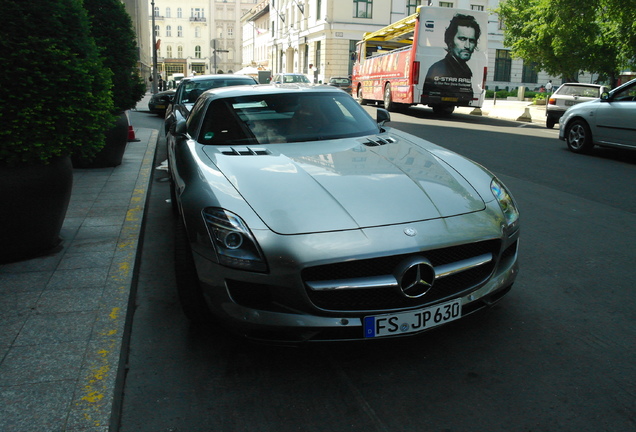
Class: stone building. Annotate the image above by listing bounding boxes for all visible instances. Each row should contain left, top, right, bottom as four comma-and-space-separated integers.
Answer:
240, 0, 596, 90
144, 0, 596, 92
149, 0, 259, 83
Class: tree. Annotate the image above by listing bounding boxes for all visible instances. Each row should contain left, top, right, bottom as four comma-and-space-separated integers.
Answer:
83, 0, 146, 113
497, 0, 636, 86
0, 0, 115, 166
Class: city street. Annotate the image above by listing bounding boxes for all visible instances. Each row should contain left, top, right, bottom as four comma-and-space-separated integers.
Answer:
118, 106, 636, 431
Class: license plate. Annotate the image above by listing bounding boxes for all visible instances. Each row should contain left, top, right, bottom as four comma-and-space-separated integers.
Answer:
565, 101, 575, 106
156, 104, 166, 109
441, 97, 459, 102
363, 298, 462, 338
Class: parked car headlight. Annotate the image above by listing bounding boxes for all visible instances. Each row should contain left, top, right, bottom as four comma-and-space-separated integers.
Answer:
491, 178, 519, 228
202, 208, 268, 272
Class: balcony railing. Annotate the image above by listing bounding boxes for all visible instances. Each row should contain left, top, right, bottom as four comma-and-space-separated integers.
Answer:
189, 17, 207, 22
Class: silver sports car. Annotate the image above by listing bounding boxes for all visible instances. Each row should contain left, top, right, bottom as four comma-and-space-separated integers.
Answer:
167, 85, 520, 342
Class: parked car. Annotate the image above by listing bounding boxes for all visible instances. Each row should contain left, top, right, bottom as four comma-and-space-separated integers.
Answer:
559, 78, 636, 153
164, 74, 258, 134
148, 89, 175, 115
327, 76, 353, 94
270, 73, 312, 84
546, 83, 609, 128
167, 85, 520, 342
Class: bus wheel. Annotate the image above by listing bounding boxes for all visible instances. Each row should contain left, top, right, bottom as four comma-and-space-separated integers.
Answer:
384, 84, 396, 112
357, 86, 367, 105
432, 105, 454, 116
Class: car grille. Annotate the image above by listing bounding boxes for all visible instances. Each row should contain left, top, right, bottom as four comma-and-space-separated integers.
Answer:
302, 240, 500, 312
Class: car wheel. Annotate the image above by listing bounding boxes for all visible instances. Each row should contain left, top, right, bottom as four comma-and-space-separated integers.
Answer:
384, 84, 395, 112
174, 217, 213, 323
357, 85, 367, 105
546, 116, 556, 129
566, 119, 594, 154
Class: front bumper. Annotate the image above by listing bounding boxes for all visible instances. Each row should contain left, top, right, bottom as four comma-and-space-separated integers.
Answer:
192, 222, 520, 342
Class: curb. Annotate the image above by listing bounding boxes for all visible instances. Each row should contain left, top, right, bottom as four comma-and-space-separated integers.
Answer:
69, 130, 158, 431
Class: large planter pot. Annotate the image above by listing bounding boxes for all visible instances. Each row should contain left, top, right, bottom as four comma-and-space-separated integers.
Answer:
0, 156, 73, 263
72, 111, 129, 168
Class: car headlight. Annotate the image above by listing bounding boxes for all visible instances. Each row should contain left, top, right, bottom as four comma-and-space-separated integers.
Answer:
202, 208, 268, 272
491, 178, 519, 228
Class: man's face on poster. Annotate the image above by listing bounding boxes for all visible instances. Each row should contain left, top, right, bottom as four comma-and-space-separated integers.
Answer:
451, 26, 477, 61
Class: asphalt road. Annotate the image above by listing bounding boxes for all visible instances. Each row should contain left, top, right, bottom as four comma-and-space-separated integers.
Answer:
118, 106, 636, 432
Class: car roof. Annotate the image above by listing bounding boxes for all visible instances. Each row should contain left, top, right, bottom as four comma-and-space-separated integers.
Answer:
198, 83, 342, 100
557, 83, 604, 88
181, 74, 256, 83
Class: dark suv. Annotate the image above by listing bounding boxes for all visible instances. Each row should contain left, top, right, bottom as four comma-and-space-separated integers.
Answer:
164, 74, 258, 134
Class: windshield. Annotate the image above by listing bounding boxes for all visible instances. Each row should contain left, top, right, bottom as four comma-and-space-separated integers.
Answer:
558, 85, 602, 97
179, 78, 256, 103
278, 74, 311, 84
197, 92, 380, 144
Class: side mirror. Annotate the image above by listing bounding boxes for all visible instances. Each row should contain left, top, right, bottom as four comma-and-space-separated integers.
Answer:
171, 119, 188, 139
600, 91, 610, 101
376, 108, 391, 126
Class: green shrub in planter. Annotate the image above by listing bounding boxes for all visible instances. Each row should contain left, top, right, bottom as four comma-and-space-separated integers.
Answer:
0, 0, 114, 261
71, 0, 146, 168
0, 0, 115, 167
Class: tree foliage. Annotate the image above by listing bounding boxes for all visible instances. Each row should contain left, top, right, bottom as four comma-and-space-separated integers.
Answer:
83, 0, 146, 112
497, 0, 636, 86
0, 0, 115, 166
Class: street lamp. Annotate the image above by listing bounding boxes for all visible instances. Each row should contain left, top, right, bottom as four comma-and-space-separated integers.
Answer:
151, 0, 158, 93
211, 39, 229, 74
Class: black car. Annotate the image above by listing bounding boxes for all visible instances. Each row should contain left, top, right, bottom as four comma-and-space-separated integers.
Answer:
327, 76, 353, 94
148, 89, 175, 115
164, 74, 258, 134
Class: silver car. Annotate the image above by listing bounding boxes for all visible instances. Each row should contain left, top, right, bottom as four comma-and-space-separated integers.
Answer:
270, 73, 312, 84
559, 78, 636, 153
167, 85, 520, 342
546, 83, 609, 129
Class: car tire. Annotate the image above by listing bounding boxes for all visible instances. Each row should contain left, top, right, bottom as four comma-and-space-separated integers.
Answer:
357, 85, 367, 105
546, 116, 556, 129
383, 84, 396, 112
565, 119, 594, 154
174, 217, 214, 323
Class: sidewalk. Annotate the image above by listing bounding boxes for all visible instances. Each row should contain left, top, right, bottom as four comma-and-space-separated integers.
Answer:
0, 94, 158, 431
455, 98, 547, 124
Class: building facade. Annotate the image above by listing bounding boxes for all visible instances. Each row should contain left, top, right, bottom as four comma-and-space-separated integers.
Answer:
146, 0, 596, 92
122, 0, 153, 85
150, 0, 259, 84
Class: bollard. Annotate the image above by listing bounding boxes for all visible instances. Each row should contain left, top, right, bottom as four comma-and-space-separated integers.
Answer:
516, 107, 532, 122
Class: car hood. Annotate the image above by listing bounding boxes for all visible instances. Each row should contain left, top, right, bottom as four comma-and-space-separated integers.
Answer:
201, 137, 486, 235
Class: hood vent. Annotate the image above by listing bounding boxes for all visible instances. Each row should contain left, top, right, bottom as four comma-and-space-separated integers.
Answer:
221, 146, 270, 156
362, 136, 396, 147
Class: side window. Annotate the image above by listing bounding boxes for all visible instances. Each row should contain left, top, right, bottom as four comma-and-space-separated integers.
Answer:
198, 100, 250, 144
614, 84, 636, 101
186, 98, 207, 136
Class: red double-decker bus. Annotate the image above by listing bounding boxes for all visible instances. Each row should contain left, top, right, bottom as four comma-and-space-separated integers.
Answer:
352, 6, 488, 115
